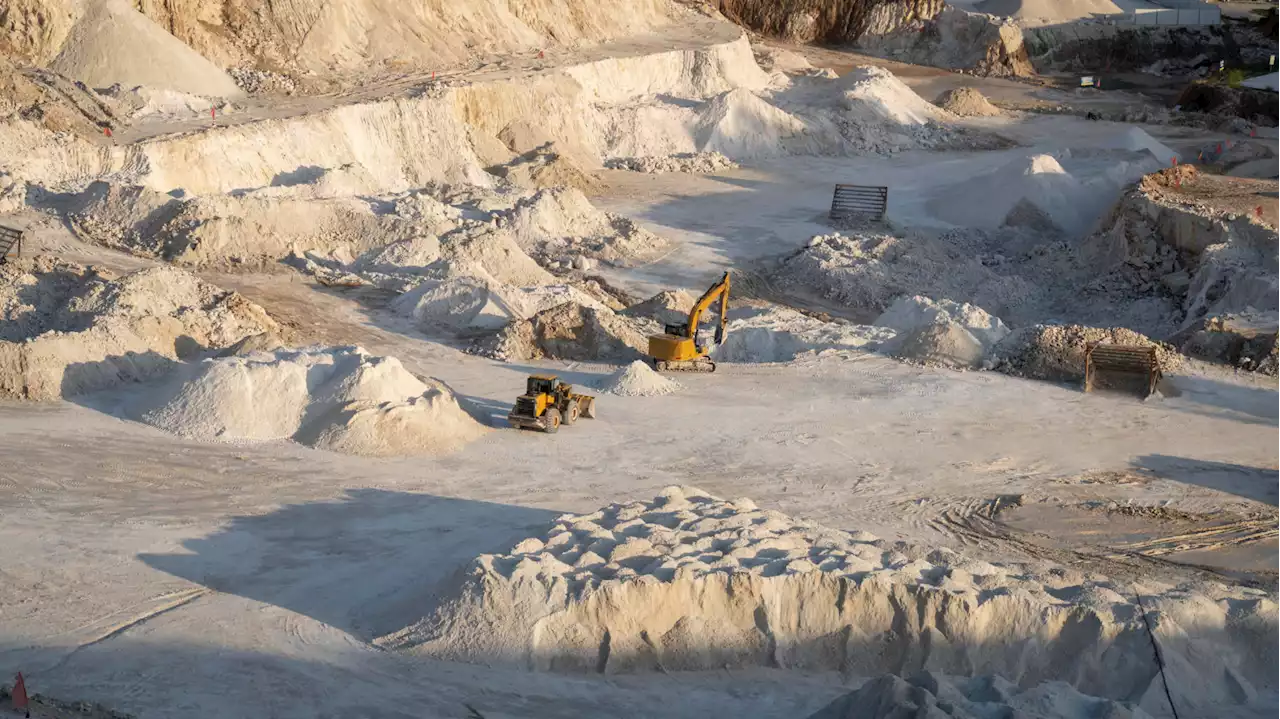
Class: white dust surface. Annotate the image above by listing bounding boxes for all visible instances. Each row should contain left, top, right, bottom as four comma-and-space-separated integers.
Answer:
812, 672, 1159, 719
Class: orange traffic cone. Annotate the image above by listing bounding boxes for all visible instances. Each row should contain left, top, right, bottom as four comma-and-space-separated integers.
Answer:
13, 672, 29, 718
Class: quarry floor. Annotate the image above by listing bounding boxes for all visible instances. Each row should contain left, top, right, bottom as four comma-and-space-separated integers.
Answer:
2, 47, 1278, 719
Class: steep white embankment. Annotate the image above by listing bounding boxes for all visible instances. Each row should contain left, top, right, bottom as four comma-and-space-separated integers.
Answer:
135, 0, 683, 77
1086, 168, 1278, 330
5, 28, 768, 195
4, 0, 684, 80
381, 486, 1276, 719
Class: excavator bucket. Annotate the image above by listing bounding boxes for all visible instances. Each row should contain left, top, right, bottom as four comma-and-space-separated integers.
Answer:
1083, 342, 1162, 398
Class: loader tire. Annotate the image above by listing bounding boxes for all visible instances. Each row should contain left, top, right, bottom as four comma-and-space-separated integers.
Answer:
564, 401, 580, 425
543, 408, 561, 433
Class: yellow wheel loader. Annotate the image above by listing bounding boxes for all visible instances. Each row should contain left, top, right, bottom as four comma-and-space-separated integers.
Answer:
507, 374, 597, 433
647, 271, 730, 372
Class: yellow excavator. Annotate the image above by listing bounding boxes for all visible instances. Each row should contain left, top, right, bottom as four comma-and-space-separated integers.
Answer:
647, 271, 730, 372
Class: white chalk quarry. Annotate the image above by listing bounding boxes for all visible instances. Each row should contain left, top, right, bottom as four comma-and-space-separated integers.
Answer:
129, 346, 487, 456
381, 486, 1276, 718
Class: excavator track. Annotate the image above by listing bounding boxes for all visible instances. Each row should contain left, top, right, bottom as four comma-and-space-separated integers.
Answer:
653, 358, 716, 373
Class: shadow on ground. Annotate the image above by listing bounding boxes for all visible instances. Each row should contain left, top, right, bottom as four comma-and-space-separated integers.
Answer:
1133, 454, 1279, 506
1160, 375, 1280, 427
139, 489, 561, 641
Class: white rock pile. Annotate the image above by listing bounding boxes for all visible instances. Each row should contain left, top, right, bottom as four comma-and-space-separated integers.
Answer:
130, 345, 488, 456
594, 360, 683, 396
381, 486, 1276, 719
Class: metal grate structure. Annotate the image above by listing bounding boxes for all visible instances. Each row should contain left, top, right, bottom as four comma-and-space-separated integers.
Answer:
1084, 342, 1162, 398
829, 184, 888, 221
0, 224, 22, 265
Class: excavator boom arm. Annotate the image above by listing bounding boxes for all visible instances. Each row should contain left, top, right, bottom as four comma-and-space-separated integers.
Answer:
686, 271, 730, 342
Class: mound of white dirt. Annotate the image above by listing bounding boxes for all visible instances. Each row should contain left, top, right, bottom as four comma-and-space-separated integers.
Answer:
890, 322, 987, 368
624, 290, 695, 324
49, 0, 243, 98
838, 66, 950, 127
499, 187, 672, 267
0, 171, 25, 215
595, 360, 683, 396
392, 279, 603, 332
936, 86, 1003, 117
130, 346, 487, 456
491, 143, 602, 193
605, 152, 738, 174
927, 154, 1078, 235
380, 486, 1276, 718
0, 257, 278, 400
990, 324, 1182, 381
474, 302, 655, 362
715, 307, 896, 363
1105, 127, 1179, 167
774, 231, 1040, 324
876, 295, 1009, 366
810, 672, 1155, 719
875, 295, 1010, 348
65, 180, 425, 267
695, 88, 828, 158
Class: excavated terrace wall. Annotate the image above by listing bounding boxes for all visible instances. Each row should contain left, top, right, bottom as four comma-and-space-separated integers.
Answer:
717, 0, 1032, 76
1089, 185, 1279, 329
717, 0, 944, 44
4, 0, 681, 77
395, 566, 1276, 716
4, 32, 768, 196
1021, 24, 1225, 74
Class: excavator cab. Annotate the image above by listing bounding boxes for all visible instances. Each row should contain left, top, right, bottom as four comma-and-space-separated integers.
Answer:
648, 271, 730, 373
